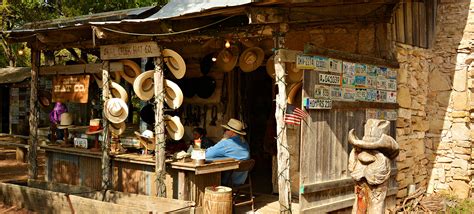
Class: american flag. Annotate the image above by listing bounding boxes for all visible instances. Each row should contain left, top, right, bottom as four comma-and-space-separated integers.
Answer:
284, 104, 309, 125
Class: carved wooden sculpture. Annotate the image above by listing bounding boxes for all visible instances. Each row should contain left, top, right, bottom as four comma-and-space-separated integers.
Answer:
348, 119, 399, 214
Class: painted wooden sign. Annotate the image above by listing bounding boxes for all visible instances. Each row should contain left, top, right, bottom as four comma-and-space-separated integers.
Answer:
319, 73, 341, 85
304, 98, 332, 109
52, 75, 90, 103
100, 41, 160, 60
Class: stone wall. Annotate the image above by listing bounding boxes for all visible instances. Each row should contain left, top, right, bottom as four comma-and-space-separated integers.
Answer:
394, 0, 473, 200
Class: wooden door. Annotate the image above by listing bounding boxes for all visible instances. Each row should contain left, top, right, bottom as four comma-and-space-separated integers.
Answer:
299, 70, 397, 213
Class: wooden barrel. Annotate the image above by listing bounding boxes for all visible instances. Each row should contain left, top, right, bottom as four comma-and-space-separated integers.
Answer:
203, 186, 232, 214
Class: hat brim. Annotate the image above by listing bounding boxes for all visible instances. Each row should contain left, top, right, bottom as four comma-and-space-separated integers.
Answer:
140, 104, 155, 125
221, 124, 246, 135
266, 55, 275, 79
133, 70, 154, 101
215, 47, 239, 72
239, 47, 265, 72
111, 81, 128, 103
109, 122, 126, 136
134, 131, 154, 141
93, 72, 122, 88
38, 90, 52, 109
287, 63, 303, 83
163, 49, 186, 79
86, 129, 103, 135
287, 81, 302, 105
165, 115, 184, 140
118, 59, 141, 84
57, 125, 75, 129
104, 98, 129, 124
164, 79, 183, 109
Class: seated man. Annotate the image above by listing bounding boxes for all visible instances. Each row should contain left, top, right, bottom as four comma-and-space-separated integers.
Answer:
205, 118, 250, 186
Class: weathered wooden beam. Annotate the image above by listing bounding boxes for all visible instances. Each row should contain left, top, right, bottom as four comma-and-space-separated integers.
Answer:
300, 177, 354, 194
101, 61, 111, 190
304, 44, 400, 68
154, 48, 166, 197
28, 47, 40, 179
39, 62, 123, 76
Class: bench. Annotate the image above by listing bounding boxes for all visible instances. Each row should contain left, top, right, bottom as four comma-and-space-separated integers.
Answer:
0, 134, 30, 162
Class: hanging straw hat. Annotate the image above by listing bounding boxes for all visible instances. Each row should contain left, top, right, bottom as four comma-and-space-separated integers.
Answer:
287, 63, 303, 83
240, 38, 257, 48
109, 122, 126, 136
222, 118, 246, 135
287, 81, 303, 105
93, 72, 122, 88
85, 119, 103, 135
239, 47, 264, 72
38, 90, 52, 109
164, 79, 184, 109
215, 46, 239, 72
163, 49, 186, 79
134, 130, 154, 141
118, 59, 141, 84
133, 70, 154, 101
104, 98, 129, 124
266, 55, 275, 79
110, 81, 128, 103
259, 38, 275, 56
57, 112, 75, 129
164, 115, 185, 140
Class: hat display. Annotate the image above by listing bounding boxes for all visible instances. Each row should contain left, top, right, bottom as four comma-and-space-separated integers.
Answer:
163, 49, 186, 79
222, 118, 246, 135
118, 59, 141, 84
164, 79, 184, 109
111, 81, 128, 103
57, 112, 75, 129
286, 63, 303, 83
93, 72, 122, 88
109, 122, 126, 136
200, 52, 215, 75
266, 55, 275, 79
287, 81, 302, 105
215, 46, 239, 72
140, 104, 155, 125
85, 119, 103, 135
38, 90, 52, 109
239, 47, 264, 72
104, 98, 129, 124
196, 76, 216, 99
164, 115, 185, 141
133, 70, 154, 101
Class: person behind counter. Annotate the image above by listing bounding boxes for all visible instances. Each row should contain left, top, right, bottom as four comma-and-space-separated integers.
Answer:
205, 118, 250, 185
187, 128, 214, 152
49, 102, 68, 141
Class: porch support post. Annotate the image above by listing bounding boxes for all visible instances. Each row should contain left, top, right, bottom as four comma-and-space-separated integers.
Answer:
101, 61, 111, 189
154, 47, 166, 197
274, 23, 292, 213
28, 47, 40, 179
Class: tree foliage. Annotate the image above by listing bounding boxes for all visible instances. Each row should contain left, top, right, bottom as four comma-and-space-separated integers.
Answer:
0, 0, 166, 67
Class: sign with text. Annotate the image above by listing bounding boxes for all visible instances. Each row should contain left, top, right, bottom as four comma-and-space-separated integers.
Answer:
52, 75, 90, 103
100, 41, 161, 60
304, 98, 332, 109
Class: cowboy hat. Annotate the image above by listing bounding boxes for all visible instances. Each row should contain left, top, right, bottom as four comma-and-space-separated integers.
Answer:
287, 63, 303, 83
164, 79, 184, 109
85, 119, 103, 135
118, 59, 141, 85
266, 55, 275, 79
163, 49, 186, 79
240, 38, 256, 48
104, 98, 129, 124
133, 70, 154, 101
134, 130, 154, 140
110, 81, 128, 103
259, 38, 274, 56
287, 81, 302, 105
38, 90, 52, 109
221, 118, 246, 135
215, 46, 239, 72
176, 78, 195, 98
109, 122, 126, 136
165, 115, 185, 140
57, 112, 75, 129
195, 76, 216, 99
200, 52, 215, 75
93, 72, 122, 88
239, 47, 265, 72
140, 104, 155, 125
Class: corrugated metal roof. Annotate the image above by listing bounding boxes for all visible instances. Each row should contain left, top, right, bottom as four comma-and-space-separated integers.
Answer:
0, 67, 31, 84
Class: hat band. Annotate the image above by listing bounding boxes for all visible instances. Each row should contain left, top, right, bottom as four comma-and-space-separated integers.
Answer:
226, 124, 242, 133
88, 125, 101, 132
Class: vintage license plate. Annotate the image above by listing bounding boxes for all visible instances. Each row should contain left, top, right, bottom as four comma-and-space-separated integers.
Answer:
319, 73, 341, 85
387, 91, 397, 103
367, 76, 377, 88
354, 76, 367, 88
314, 85, 330, 98
376, 90, 388, 102
387, 79, 397, 91
355, 89, 367, 101
343, 62, 355, 76
343, 88, 356, 101
305, 98, 332, 109
330, 86, 343, 100
376, 76, 387, 90
74, 138, 88, 149
366, 89, 377, 101
355, 63, 367, 75
313, 56, 329, 71
328, 58, 342, 73
296, 55, 315, 69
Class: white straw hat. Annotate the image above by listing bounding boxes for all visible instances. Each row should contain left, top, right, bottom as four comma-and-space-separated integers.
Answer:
163, 49, 186, 79
110, 81, 128, 103
165, 115, 185, 140
133, 70, 154, 101
239, 47, 264, 72
104, 98, 129, 124
109, 122, 126, 136
221, 118, 246, 135
118, 59, 141, 84
57, 112, 75, 129
164, 79, 183, 109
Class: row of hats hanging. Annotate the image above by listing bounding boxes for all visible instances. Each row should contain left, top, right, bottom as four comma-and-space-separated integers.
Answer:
99, 49, 186, 141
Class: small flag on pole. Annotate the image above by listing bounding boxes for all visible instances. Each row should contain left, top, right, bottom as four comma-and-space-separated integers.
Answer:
284, 104, 309, 125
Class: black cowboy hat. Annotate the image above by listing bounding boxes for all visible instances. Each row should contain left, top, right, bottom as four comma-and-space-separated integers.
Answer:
200, 52, 215, 75
196, 76, 216, 99
176, 78, 195, 98
140, 104, 155, 125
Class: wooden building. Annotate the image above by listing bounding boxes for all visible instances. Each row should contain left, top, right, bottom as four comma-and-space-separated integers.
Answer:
4, 0, 416, 212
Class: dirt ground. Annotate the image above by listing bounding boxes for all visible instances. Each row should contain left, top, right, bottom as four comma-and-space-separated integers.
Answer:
0, 147, 44, 213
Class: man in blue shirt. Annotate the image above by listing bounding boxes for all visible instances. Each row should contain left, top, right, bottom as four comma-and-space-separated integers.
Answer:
206, 118, 250, 185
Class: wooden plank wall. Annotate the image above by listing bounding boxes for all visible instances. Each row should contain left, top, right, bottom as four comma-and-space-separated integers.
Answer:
299, 70, 397, 213
392, 0, 438, 48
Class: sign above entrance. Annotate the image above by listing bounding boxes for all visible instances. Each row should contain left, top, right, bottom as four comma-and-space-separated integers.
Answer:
100, 42, 161, 60
52, 75, 90, 103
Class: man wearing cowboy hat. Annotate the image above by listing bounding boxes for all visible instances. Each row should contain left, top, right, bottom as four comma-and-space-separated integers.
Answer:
205, 118, 250, 185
